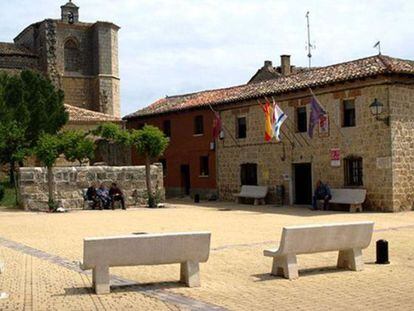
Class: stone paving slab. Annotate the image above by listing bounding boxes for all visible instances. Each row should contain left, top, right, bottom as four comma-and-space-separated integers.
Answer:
1, 202, 414, 310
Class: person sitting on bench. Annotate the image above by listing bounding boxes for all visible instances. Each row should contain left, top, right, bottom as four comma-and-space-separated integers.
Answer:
86, 183, 101, 210
109, 183, 126, 210
96, 183, 111, 209
312, 180, 332, 211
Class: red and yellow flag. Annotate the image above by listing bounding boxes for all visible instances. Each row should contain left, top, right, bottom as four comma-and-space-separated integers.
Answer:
259, 99, 274, 142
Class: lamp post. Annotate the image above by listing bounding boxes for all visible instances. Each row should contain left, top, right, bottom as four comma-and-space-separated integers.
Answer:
369, 98, 389, 126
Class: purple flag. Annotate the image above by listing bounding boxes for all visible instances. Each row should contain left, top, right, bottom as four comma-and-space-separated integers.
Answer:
308, 96, 326, 138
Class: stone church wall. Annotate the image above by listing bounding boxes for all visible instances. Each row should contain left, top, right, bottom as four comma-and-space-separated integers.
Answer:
18, 165, 164, 210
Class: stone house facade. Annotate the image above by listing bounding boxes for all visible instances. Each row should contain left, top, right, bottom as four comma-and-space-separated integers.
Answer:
126, 54, 414, 212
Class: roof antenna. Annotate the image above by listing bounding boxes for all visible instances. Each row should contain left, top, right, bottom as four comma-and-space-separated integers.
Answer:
373, 41, 381, 55
305, 11, 315, 68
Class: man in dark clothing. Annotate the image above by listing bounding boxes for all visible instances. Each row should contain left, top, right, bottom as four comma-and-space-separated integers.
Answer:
109, 183, 126, 210
96, 183, 111, 209
312, 180, 332, 210
86, 183, 101, 210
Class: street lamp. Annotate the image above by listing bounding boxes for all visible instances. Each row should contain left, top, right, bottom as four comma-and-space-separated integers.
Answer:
369, 98, 389, 126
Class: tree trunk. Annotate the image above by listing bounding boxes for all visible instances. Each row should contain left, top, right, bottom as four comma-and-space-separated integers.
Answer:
9, 161, 15, 186
47, 166, 55, 211
145, 155, 154, 207
13, 164, 19, 207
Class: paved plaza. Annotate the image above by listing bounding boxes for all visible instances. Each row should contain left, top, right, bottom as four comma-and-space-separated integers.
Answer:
0, 201, 414, 310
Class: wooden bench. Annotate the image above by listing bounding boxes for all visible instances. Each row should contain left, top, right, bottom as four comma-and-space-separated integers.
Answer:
263, 221, 374, 279
321, 188, 366, 212
80, 232, 211, 294
234, 185, 268, 205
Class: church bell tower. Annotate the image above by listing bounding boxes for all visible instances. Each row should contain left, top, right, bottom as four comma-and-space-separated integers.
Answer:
61, 0, 79, 24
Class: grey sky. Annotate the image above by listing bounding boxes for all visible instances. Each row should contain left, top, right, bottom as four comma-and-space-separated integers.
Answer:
1, 0, 413, 116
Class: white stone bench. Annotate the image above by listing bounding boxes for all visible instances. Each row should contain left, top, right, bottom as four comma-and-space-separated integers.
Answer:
234, 185, 268, 205
264, 221, 374, 279
80, 232, 211, 294
0, 260, 8, 300
321, 188, 367, 212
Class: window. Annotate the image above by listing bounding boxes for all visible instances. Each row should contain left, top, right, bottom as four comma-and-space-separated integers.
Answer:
343, 100, 356, 127
200, 156, 209, 176
136, 123, 144, 130
194, 115, 204, 135
344, 156, 363, 186
64, 38, 80, 72
296, 106, 307, 132
240, 163, 257, 186
163, 120, 171, 137
237, 117, 247, 139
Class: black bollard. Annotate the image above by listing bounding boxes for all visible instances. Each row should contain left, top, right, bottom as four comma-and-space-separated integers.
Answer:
194, 194, 200, 203
376, 239, 390, 264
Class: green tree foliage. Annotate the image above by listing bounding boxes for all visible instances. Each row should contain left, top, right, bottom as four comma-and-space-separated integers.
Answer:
60, 130, 95, 165
130, 125, 169, 207
92, 122, 131, 145
0, 70, 68, 186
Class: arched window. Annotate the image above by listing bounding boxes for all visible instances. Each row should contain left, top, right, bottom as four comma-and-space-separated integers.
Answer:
64, 38, 80, 72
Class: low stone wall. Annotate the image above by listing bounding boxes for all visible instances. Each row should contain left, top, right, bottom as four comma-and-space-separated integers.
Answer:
18, 165, 164, 210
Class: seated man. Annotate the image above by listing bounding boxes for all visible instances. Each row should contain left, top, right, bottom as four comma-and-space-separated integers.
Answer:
86, 183, 101, 210
109, 183, 126, 210
312, 180, 332, 211
96, 183, 111, 209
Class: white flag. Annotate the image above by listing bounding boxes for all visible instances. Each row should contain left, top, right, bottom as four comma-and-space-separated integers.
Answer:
273, 103, 287, 142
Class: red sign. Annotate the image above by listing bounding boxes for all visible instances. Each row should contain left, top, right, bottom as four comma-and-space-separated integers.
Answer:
330, 148, 340, 167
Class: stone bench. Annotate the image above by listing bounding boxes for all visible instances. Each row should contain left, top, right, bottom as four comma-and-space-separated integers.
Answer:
0, 260, 8, 300
321, 188, 367, 212
264, 221, 374, 279
80, 232, 211, 294
234, 185, 268, 205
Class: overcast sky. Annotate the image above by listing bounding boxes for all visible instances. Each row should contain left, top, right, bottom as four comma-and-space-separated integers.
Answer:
1, 0, 413, 116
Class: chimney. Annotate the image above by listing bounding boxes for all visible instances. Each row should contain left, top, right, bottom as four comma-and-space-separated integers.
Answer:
264, 60, 273, 68
280, 55, 291, 76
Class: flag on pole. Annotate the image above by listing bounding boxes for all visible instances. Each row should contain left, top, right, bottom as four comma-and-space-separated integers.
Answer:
259, 99, 274, 142
273, 103, 287, 141
212, 112, 222, 140
308, 96, 326, 138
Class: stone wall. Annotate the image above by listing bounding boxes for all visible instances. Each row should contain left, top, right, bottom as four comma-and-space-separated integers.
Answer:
390, 85, 414, 211
217, 82, 394, 211
18, 165, 164, 210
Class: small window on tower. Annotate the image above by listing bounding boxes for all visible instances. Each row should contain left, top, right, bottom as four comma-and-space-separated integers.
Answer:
194, 115, 204, 135
237, 117, 247, 139
163, 120, 171, 137
342, 100, 356, 127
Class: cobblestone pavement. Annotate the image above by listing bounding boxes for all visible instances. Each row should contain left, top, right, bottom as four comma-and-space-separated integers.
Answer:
1, 200, 414, 310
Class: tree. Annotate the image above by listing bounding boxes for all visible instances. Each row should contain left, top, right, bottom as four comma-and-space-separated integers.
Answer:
60, 130, 95, 165
33, 133, 63, 211
130, 125, 169, 207
0, 70, 68, 186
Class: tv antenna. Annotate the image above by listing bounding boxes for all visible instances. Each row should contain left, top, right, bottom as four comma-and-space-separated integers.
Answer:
305, 11, 316, 68
373, 41, 381, 55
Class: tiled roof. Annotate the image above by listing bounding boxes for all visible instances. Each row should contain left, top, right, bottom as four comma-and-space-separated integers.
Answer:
124, 55, 414, 119
0, 42, 37, 57
65, 105, 121, 122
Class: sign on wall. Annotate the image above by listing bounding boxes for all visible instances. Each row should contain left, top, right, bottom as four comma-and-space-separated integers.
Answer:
319, 114, 329, 137
330, 148, 340, 167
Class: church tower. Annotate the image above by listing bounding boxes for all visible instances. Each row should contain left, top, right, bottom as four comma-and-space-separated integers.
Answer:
61, 1, 79, 24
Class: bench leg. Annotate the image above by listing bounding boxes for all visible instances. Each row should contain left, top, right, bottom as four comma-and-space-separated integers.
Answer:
92, 265, 110, 294
180, 261, 200, 287
254, 198, 259, 205
350, 204, 362, 213
271, 255, 299, 280
337, 248, 364, 271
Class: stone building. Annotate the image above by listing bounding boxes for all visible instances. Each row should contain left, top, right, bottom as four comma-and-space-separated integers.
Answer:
126, 54, 414, 212
0, 1, 128, 166
0, 0, 121, 120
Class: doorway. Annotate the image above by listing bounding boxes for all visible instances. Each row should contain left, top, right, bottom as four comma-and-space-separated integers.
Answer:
293, 163, 312, 205
180, 165, 191, 195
